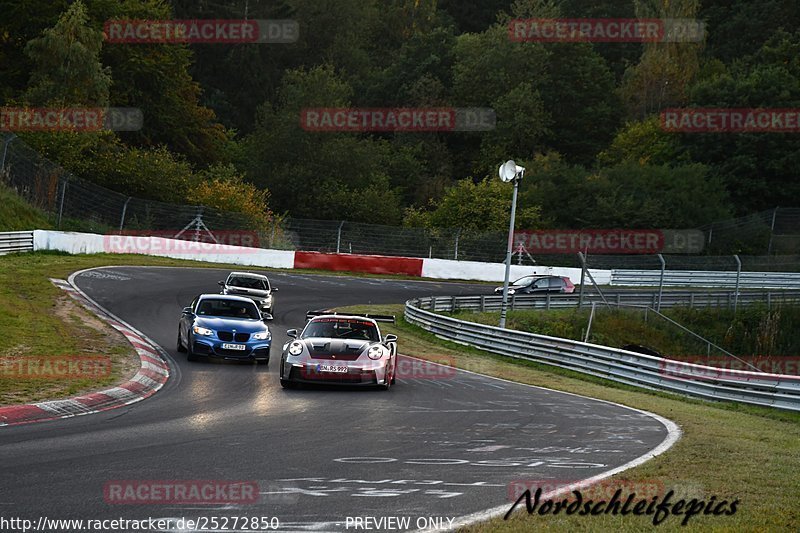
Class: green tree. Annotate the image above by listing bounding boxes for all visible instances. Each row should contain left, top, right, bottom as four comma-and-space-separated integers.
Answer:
597, 115, 689, 167
680, 30, 800, 212
404, 176, 542, 231
23, 0, 111, 106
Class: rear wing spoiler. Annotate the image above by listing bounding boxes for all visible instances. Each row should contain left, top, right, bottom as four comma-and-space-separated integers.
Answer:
306, 311, 396, 324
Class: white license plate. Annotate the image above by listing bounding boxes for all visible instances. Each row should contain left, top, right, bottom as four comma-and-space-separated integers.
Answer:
318, 365, 348, 373
222, 344, 246, 351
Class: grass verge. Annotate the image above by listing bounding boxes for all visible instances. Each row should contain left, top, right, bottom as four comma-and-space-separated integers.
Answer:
341, 303, 800, 532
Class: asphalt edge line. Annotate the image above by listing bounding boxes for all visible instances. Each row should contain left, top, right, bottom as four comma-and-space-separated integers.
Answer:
0, 268, 171, 427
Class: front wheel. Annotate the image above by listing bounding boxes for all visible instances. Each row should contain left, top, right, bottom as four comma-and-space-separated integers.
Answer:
280, 379, 296, 389
177, 328, 187, 353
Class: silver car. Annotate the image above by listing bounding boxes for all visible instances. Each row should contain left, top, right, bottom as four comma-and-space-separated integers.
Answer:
219, 271, 277, 317
279, 313, 397, 390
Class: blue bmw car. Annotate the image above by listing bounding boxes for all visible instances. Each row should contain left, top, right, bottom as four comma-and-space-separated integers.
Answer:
177, 294, 272, 364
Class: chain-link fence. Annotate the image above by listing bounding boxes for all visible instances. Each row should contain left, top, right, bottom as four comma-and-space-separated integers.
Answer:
2, 132, 800, 266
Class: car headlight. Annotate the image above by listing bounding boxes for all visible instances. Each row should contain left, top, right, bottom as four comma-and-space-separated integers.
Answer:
288, 341, 304, 356
253, 330, 271, 340
368, 345, 386, 360
193, 326, 213, 336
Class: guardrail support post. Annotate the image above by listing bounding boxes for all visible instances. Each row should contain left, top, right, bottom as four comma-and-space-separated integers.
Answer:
480, 295, 486, 312
733, 254, 742, 313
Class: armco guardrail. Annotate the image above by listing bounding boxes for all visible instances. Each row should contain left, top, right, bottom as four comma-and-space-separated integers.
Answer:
612, 269, 800, 289
426, 289, 800, 312
405, 296, 800, 412
0, 231, 34, 255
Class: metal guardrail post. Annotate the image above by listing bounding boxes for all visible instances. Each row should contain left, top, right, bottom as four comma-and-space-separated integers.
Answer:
733, 255, 742, 312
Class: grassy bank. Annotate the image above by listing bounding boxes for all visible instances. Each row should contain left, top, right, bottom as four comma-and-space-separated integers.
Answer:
342, 303, 800, 532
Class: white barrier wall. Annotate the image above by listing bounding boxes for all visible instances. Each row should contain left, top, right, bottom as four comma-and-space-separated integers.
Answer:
421, 257, 611, 285
31, 230, 610, 284
33, 230, 296, 269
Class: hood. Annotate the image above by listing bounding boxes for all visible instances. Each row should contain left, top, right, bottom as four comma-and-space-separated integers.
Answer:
303, 337, 369, 361
227, 287, 270, 298
195, 316, 266, 333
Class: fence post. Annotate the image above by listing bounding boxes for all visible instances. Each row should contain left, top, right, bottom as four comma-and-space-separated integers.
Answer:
584, 302, 597, 342
767, 207, 779, 255
454, 229, 461, 260
0, 134, 16, 173
119, 196, 132, 232
733, 254, 742, 313
480, 295, 485, 312
336, 221, 345, 254
656, 254, 666, 312
578, 252, 587, 309
57, 177, 68, 229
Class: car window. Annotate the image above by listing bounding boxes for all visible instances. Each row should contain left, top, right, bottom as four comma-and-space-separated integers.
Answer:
549, 278, 564, 289
197, 299, 260, 319
533, 279, 549, 289
227, 276, 268, 290
302, 319, 379, 341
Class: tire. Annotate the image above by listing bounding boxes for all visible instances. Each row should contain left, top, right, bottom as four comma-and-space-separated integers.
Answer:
258, 357, 270, 366
177, 328, 187, 353
280, 379, 296, 389
186, 335, 199, 362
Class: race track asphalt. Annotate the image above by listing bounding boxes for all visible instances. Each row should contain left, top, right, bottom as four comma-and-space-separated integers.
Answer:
0, 267, 674, 531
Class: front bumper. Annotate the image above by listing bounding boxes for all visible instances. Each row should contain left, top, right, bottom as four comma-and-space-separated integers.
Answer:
282, 360, 388, 386
191, 338, 272, 361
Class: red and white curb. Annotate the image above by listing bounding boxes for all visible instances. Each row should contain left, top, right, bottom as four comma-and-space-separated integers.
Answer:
0, 278, 170, 427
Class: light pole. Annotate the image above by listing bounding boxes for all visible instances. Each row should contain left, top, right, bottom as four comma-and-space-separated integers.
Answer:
498, 160, 525, 329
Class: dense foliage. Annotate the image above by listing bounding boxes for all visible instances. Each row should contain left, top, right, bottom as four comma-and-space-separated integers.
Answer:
1, 0, 798, 230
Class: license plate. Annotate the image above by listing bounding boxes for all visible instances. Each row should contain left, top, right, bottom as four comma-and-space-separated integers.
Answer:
318, 365, 348, 373
222, 344, 246, 351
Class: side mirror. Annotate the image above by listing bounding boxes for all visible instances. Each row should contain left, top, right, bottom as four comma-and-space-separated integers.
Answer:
271, 287, 278, 292
384, 334, 398, 343
262, 312, 274, 322
286, 329, 298, 338
182, 307, 193, 315
218, 280, 225, 286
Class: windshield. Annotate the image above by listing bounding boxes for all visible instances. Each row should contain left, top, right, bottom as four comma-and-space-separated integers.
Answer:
301, 319, 379, 341
227, 276, 269, 290
512, 276, 536, 286
196, 299, 261, 319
